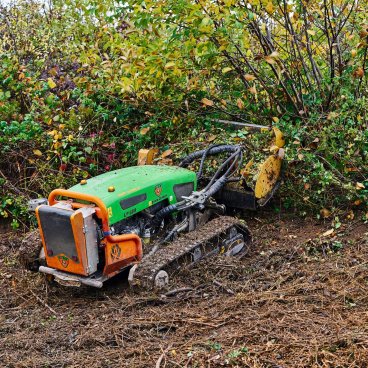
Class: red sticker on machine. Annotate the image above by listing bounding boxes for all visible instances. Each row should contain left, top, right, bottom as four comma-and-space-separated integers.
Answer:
154, 184, 162, 196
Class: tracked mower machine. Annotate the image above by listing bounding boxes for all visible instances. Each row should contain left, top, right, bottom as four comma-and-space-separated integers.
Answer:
31, 128, 285, 289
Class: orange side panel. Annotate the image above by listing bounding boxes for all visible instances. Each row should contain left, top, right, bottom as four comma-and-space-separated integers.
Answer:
103, 234, 142, 276
69, 211, 89, 275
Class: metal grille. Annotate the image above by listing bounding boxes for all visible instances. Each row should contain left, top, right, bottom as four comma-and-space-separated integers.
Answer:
38, 206, 79, 261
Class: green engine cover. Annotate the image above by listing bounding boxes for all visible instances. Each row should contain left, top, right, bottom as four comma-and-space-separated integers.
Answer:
68, 165, 197, 225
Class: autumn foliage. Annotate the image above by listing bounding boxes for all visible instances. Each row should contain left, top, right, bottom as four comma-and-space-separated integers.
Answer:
0, 0, 367, 226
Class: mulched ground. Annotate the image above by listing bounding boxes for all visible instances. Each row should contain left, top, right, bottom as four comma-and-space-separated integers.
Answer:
0, 212, 367, 367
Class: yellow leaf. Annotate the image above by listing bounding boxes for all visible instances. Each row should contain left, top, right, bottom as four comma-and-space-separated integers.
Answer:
208, 134, 216, 142
245, 74, 256, 81
265, 2, 274, 13
241, 160, 253, 177
248, 85, 257, 94
53, 131, 62, 140
270, 145, 279, 153
47, 78, 56, 89
351, 49, 357, 57
354, 67, 364, 78
320, 208, 331, 218
272, 116, 279, 123
201, 98, 214, 106
140, 127, 150, 135
322, 228, 334, 237
222, 67, 233, 74
356, 182, 365, 190
245, 160, 254, 170
307, 30, 316, 36
164, 62, 175, 69
264, 56, 276, 64
161, 149, 173, 158
269, 51, 279, 58
33, 149, 42, 157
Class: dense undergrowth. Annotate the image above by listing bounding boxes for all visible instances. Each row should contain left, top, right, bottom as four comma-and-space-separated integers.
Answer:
0, 0, 367, 228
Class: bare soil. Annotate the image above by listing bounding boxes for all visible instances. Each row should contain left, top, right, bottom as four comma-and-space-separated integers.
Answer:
0, 212, 367, 367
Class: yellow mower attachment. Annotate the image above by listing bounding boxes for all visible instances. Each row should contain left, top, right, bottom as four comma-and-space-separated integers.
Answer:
137, 148, 158, 165
254, 127, 285, 205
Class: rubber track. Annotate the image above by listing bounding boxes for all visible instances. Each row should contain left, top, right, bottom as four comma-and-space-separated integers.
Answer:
130, 216, 251, 289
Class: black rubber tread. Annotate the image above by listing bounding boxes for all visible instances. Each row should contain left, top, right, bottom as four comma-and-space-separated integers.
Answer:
130, 216, 251, 289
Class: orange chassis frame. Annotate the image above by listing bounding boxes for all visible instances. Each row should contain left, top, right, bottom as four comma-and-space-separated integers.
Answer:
38, 189, 142, 279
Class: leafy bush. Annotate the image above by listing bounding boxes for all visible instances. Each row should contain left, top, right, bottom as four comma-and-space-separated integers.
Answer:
0, 0, 367, 227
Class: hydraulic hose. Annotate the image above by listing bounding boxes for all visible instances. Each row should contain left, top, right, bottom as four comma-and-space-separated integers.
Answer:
152, 144, 243, 229
204, 147, 242, 191
179, 145, 240, 168
196, 143, 224, 180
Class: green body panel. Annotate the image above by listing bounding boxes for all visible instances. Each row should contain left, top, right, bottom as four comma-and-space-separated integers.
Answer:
68, 165, 197, 224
